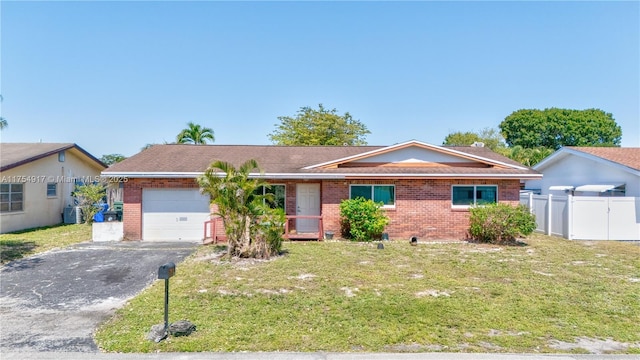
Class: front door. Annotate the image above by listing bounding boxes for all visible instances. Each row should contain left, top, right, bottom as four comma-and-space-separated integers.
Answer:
296, 183, 320, 232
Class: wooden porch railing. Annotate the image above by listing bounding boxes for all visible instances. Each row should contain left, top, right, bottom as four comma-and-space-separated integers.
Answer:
284, 215, 323, 241
203, 217, 225, 244
204, 215, 325, 244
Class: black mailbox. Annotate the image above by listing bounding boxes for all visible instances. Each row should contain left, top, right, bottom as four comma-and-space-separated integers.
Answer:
158, 262, 176, 279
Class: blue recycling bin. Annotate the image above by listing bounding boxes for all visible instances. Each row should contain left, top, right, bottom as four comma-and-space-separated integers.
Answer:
93, 203, 110, 222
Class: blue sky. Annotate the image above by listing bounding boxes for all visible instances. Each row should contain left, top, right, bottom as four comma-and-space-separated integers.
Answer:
1, 1, 638, 158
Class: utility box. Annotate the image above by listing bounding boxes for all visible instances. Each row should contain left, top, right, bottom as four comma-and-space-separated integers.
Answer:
158, 262, 176, 279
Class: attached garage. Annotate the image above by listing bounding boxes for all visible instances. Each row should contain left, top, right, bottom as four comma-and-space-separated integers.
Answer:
142, 188, 210, 241
105, 142, 542, 241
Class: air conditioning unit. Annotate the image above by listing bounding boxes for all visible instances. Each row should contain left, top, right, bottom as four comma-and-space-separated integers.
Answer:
62, 205, 78, 224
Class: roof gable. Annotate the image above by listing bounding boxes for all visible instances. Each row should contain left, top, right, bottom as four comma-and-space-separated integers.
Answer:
534, 147, 640, 176
0, 143, 107, 172
305, 140, 527, 170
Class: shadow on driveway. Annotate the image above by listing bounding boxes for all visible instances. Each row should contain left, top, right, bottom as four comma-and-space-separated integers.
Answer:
0, 241, 198, 352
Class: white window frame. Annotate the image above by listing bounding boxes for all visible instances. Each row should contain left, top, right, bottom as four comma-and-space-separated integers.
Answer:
349, 184, 396, 208
47, 183, 58, 198
451, 185, 498, 208
0, 183, 24, 213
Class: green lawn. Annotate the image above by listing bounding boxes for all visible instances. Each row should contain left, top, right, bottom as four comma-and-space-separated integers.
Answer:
0, 223, 92, 264
95, 234, 640, 354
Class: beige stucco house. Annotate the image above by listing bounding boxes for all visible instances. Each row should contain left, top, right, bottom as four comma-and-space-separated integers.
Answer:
0, 143, 107, 233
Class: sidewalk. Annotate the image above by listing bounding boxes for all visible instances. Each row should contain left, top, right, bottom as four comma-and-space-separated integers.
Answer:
2, 352, 638, 360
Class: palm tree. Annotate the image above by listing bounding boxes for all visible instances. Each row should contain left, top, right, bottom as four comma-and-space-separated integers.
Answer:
198, 159, 283, 259
176, 122, 215, 144
502, 145, 554, 167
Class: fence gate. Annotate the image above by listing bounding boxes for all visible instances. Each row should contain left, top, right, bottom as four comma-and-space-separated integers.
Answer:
571, 197, 609, 240
521, 194, 639, 241
571, 197, 639, 240
607, 197, 640, 240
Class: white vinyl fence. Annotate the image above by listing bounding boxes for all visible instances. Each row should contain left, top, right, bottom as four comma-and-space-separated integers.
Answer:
520, 194, 640, 241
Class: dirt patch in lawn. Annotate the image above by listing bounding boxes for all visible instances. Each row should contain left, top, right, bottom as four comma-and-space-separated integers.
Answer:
196, 248, 282, 268
548, 337, 640, 354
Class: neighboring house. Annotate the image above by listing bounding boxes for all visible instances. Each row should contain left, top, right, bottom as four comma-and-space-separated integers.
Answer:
103, 140, 540, 242
524, 147, 640, 197
0, 143, 107, 233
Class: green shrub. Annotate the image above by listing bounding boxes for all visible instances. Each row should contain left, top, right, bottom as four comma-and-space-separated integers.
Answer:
468, 203, 536, 244
257, 207, 286, 256
72, 182, 106, 225
339, 197, 389, 242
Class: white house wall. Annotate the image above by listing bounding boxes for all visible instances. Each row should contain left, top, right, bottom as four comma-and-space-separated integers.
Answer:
526, 153, 640, 197
352, 147, 472, 164
0, 149, 104, 233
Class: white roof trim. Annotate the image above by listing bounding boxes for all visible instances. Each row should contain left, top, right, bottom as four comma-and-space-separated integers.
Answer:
101, 172, 203, 178
532, 148, 563, 170
103, 171, 542, 180
303, 140, 528, 170
574, 184, 625, 192
260, 173, 540, 179
549, 185, 575, 191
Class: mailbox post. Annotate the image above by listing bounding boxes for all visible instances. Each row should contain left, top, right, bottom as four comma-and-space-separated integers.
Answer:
158, 262, 176, 339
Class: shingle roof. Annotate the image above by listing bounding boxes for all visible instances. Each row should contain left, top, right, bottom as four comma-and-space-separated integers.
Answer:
104, 143, 539, 179
568, 147, 640, 171
0, 143, 107, 171
104, 144, 382, 173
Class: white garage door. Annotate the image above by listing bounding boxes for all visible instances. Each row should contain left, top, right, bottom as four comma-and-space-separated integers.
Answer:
142, 189, 210, 241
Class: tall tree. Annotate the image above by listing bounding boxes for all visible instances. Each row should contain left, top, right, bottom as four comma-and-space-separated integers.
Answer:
100, 154, 127, 166
499, 108, 622, 150
197, 159, 284, 259
442, 127, 553, 167
268, 104, 370, 146
176, 122, 215, 144
443, 127, 506, 151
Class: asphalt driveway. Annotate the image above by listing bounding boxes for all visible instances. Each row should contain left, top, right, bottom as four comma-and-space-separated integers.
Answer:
0, 241, 198, 352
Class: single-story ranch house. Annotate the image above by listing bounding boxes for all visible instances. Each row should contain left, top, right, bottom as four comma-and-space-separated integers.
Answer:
524, 147, 640, 197
1, 143, 107, 233
102, 140, 541, 242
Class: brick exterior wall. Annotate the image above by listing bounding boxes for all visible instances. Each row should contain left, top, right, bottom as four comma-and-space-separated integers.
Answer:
321, 179, 521, 241
123, 177, 520, 241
